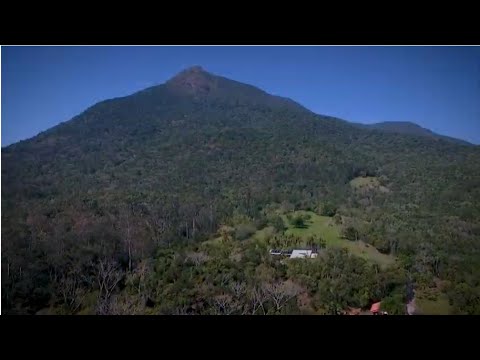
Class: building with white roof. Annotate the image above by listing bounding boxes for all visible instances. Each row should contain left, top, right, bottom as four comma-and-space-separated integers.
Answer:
289, 249, 318, 259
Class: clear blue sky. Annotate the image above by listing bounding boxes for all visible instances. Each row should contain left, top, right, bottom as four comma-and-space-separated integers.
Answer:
2, 46, 480, 145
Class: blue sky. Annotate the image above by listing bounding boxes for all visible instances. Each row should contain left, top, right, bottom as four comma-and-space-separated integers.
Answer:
2, 46, 480, 145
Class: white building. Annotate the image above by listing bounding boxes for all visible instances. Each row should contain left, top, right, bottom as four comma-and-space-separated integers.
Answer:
289, 249, 318, 259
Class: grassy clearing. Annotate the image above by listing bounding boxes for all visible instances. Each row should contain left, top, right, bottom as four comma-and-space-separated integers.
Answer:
207, 210, 395, 267
253, 226, 275, 242
202, 236, 223, 245
342, 241, 395, 266
350, 176, 380, 189
350, 176, 390, 193
416, 291, 452, 315
281, 211, 342, 246
279, 211, 395, 267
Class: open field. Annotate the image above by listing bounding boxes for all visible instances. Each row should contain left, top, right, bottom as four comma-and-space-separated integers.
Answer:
280, 211, 395, 267
416, 291, 452, 315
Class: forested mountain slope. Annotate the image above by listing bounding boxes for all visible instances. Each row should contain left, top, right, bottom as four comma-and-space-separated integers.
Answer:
2, 66, 479, 315
353, 121, 472, 145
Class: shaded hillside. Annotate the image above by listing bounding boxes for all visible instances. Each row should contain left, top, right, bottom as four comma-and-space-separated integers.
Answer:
3, 66, 480, 315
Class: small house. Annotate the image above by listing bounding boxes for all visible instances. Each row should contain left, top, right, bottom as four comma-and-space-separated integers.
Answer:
370, 302, 388, 315
290, 249, 318, 259
370, 302, 381, 315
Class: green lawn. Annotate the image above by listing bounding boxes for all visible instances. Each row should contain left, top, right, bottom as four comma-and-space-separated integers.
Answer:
253, 226, 275, 242
282, 211, 342, 246
280, 211, 395, 267
202, 210, 395, 267
416, 291, 452, 315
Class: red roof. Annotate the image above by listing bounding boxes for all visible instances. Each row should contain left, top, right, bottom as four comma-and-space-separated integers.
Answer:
370, 302, 381, 313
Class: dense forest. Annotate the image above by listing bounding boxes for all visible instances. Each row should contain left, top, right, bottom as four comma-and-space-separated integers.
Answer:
2, 66, 480, 315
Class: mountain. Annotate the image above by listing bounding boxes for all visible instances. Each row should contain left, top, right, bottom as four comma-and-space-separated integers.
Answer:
352, 121, 471, 145
3, 66, 480, 315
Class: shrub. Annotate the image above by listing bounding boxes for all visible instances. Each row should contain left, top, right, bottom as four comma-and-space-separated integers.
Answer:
270, 215, 286, 233
320, 202, 337, 217
235, 223, 256, 241
290, 215, 306, 228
